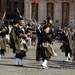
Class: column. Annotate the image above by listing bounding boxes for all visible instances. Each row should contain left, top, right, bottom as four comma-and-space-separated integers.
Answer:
54, 1, 62, 27
69, 0, 75, 24
38, 0, 46, 22
24, 0, 31, 19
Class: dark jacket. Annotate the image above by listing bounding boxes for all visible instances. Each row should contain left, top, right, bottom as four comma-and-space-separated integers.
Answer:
40, 31, 53, 59
41, 31, 52, 44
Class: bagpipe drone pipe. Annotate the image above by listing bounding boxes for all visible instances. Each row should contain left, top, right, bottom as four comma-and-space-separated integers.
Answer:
57, 31, 69, 42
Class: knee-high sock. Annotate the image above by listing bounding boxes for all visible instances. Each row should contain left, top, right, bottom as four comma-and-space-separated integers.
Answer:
42, 59, 48, 67
65, 56, 69, 61
68, 53, 70, 58
13, 53, 16, 58
15, 58, 19, 65
18, 58, 22, 65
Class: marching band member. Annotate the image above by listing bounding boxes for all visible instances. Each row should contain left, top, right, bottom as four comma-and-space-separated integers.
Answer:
0, 24, 8, 56
40, 25, 57, 69
11, 17, 28, 66
58, 26, 73, 62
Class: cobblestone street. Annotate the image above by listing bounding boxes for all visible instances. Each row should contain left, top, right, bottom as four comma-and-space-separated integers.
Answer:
0, 42, 75, 75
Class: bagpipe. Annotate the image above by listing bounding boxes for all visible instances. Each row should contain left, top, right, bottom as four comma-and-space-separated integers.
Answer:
49, 27, 69, 42
57, 30, 69, 42
0, 11, 10, 36
0, 25, 9, 36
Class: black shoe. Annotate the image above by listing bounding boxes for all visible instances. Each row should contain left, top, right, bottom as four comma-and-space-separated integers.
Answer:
63, 60, 68, 62
14, 65, 19, 67
42, 66, 49, 69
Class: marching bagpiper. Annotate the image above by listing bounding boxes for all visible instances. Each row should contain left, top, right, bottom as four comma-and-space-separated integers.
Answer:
58, 25, 73, 62
0, 24, 8, 56
11, 17, 29, 66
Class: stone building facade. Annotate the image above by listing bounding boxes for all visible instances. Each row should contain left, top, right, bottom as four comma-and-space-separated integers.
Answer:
0, 0, 75, 27
0, 0, 24, 20
24, 0, 75, 27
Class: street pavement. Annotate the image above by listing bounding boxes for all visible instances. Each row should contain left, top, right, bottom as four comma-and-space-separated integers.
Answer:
0, 42, 75, 75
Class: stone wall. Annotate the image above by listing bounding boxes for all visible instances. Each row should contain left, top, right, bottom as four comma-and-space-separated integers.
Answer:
24, 0, 75, 27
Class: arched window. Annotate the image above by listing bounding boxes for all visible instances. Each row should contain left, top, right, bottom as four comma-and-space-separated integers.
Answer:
22, 2, 24, 14
62, 2, 69, 26
14, 1, 18, 11
32, 3, 38, 21
0, 0, 1, 12
47, 2, 54, 20
7, 0, 11, 11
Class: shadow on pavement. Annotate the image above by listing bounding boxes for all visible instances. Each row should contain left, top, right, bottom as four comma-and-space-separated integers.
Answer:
49, 60, 75, 69
1, 57, 75, 69
0, 63, 41, 69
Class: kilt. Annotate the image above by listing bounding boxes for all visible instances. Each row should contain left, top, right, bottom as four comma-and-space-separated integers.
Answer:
0, 37, 6, 50
41, 43, 57, 59
16, 50, 26, 59
36, 44, 42, 61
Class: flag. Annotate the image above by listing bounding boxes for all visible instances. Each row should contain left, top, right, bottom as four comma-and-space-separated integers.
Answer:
34, 0, 38, 3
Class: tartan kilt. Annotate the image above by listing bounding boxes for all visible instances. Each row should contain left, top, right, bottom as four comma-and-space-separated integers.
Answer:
41, 44, 57, 58
41, 46, 51, 58
36, 45, 42, 61
0, 37, 6, 50
46, 44, 57, 57
16, 50, 26, 57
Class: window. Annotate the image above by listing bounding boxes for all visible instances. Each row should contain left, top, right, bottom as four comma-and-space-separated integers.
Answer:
14, 1, 18, 11
47, 2, 54, 20
32, 3, 38, 21
22, 2, 24, 14
62, 2, 69, 26
7, 0, 11, 11
0, 0, 1, 12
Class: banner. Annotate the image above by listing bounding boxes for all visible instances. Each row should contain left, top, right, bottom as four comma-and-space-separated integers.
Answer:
34, 0, 38, 3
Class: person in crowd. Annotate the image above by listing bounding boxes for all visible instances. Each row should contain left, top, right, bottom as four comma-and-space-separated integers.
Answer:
31, 33, 36, 46
72, 26, 75, 62
10, 25, 16, 59
39, 25, 56, 69
56, 26, 62, 42
58, 26, 73, 62
0, 24, 8, 56
36, 29, 41, 63
11, 17, 29, 66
